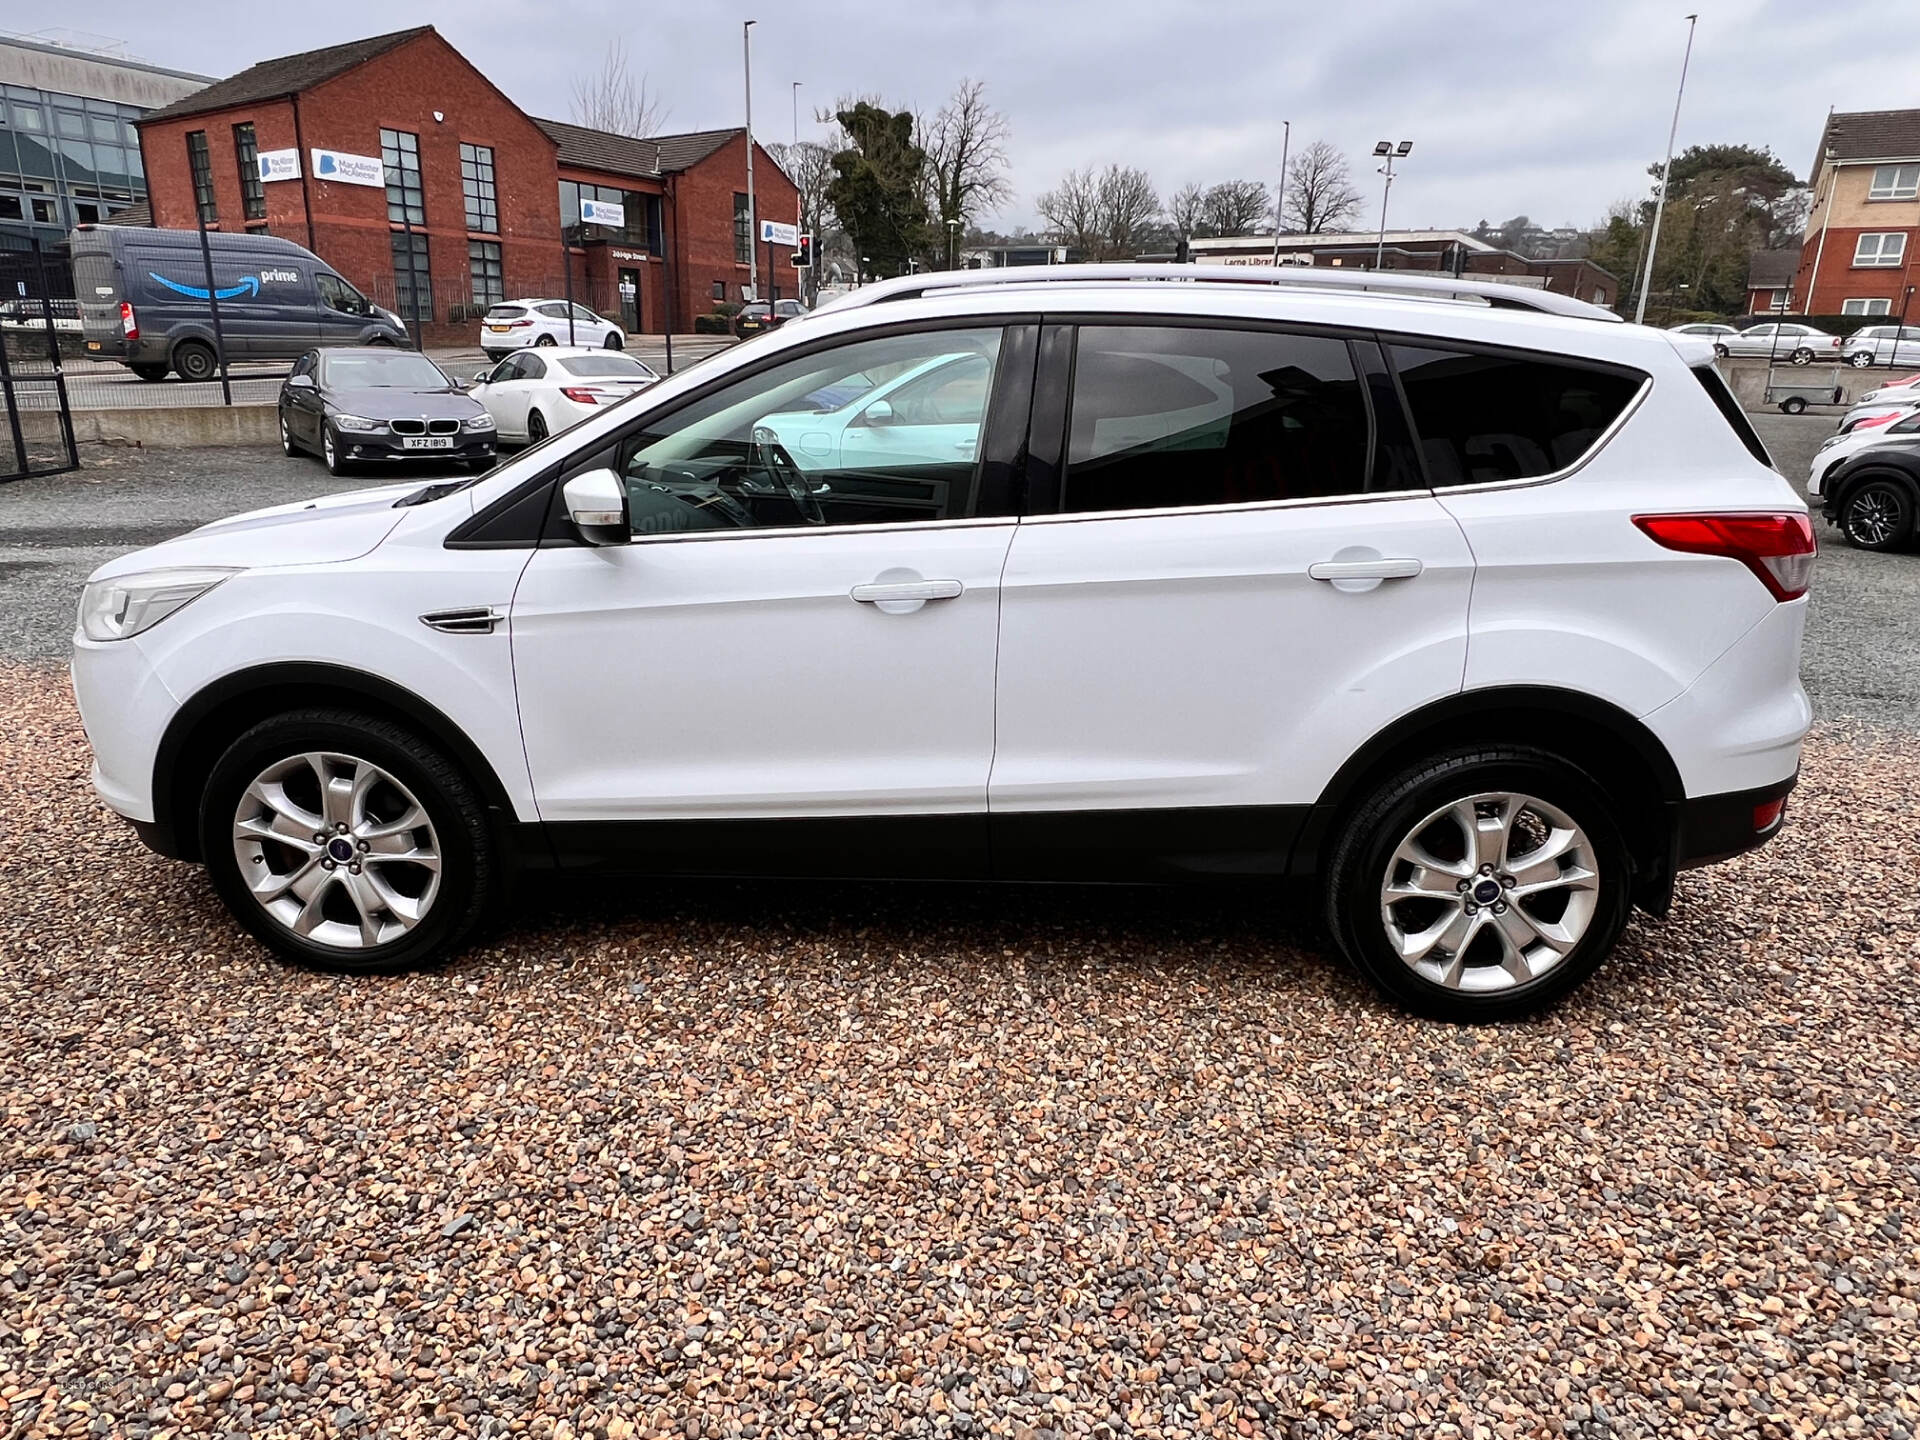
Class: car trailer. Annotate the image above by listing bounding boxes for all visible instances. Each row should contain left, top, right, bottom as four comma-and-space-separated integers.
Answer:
1763, 365, 1844, 415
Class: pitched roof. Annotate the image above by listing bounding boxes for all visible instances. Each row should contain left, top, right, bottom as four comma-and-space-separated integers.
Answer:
1816, 109, 1920, 171
136, 28, 433, 125
1746, 250, 1799, 290
536, 120, 746, 182
108, 199, 151, 227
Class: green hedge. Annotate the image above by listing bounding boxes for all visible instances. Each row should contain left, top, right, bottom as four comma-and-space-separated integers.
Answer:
692, 312, 733, 334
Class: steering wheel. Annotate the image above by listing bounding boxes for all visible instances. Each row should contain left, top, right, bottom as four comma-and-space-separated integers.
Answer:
753, 429, 826, 525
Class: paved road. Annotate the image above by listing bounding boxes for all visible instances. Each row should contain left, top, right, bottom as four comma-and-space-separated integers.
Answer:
1, 413, 1913, 733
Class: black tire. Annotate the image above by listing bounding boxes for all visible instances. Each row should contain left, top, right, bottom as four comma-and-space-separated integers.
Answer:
199, 708, 503, 974
1838, 477, 1916, 551
526, 410, 548, 442
1848, 351, 1876, 369
1782, 396, 1808, 415
131, 363, 170, 382
534, 333, 556, 347
277, 408, 299, 455
1711, 343, 1729, 359
1323, 747, 1633, 1022
1789, 347, 1815, 366
173, 339, 218, 383
321, 423, 351, 475
603, 330, 624, 350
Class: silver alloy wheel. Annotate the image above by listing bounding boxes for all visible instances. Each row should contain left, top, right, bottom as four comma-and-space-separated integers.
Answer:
1379, 791, 1599, 994
1846, 489, 1900, 547
278, 411, 294, 454
323, 428, 337, 470
231, 751, 441, 950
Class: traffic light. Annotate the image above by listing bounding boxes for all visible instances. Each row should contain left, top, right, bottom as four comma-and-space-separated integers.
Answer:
791, 232, 812, 269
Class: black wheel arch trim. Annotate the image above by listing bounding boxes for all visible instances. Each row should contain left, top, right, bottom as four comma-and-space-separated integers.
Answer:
147, 662, 533, 865
1823, 463, 1920, 522
1286, 685, 1687, 911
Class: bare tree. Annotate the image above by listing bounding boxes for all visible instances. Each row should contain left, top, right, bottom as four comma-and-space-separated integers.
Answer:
1201, 179, 1272, 238
1283, 140, 1363, 234
1095, 165, 1160, 260
767, 140, 835, 303
570, 38, 668, 138
1167, 181, 1207, 240
1036, 166, 1102, 257
923, 78, 1012, 262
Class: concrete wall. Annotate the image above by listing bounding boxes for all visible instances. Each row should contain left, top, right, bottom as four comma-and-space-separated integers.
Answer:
19, 404, 277, 449
0, 38, 209, 110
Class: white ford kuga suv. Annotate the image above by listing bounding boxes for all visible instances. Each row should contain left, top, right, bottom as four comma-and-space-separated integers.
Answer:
71, 265, 1814, 1021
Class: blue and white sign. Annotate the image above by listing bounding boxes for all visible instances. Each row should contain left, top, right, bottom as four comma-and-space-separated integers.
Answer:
759, 219, 800, 248
580, 197, 626, 228
310, 148, 384, 188
256, 148, 301, 183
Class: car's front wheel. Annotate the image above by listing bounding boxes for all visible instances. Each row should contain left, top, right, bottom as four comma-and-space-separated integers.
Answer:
1790, 347, 1816, 365
1325, 747, 1632, 1022
321, 424, 350, 475
1839, 478, 1915, 550
278, 409, 299, 455
131, 363, 170, 382
603, 330, 624, 350
1712, 343, 1729, 359
199, 709, 502, 973
1848, 351, 1876, 369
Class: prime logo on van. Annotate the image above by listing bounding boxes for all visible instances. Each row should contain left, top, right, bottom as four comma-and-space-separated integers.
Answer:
146, 269, 303, 301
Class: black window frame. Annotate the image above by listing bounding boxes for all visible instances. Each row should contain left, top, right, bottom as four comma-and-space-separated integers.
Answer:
733, 192, 751, 265
232, 121, 265, 222
467, 237, 504, 308
460, 142, 498, 234
185, 129, 216, 224
390, 229, 432, 326
379, 127, 424, 226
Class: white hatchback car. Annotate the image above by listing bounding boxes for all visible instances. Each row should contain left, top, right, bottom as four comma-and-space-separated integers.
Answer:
465, 347, 660, 443
1808, 405, 1920, 499
71, 265, 1814, 1021
479, 299, 625, 360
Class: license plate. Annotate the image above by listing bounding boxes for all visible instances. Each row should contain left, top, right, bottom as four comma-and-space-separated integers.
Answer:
487, 324, 511, 333
402, 436, 454, 450
86, 340, 101, 350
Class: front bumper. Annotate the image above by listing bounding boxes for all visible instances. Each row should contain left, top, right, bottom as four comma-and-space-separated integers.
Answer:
337, 434, 495, 463
72, 633, 179, 825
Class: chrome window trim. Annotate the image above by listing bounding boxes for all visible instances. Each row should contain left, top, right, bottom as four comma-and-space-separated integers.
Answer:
615, 512, 1017, 547
1019, 486, 1432, 526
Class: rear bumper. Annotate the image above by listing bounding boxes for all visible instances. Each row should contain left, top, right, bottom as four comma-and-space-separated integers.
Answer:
1676, 773, 1797, 870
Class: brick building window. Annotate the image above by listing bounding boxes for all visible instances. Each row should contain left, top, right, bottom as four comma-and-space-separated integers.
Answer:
391, 231, 432, 325
186, 130, 216, 224
460, 143, 497, 233
380, 128, 424, 225
468, 239, 503, 308
1854, 232, 1907, 268
733, 192, 751, 265
1868, 164, 1920, 201
1842, 298, 1892, 316
233, 122, 265, 222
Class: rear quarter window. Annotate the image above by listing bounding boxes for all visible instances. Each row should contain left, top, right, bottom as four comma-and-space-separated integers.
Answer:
1691, 362, 1774, 469
1388, 343, 1645, 486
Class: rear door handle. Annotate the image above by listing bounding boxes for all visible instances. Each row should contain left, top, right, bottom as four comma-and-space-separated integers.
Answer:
1307, 557, 1423, 582
850, 579, 964, 604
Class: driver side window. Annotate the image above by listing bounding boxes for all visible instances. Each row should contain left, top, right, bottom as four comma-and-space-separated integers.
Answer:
611, 326, 1005, 538
317, 274, 364, 315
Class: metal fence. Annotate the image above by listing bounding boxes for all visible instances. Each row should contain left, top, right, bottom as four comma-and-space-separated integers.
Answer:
0, 236, 78, 481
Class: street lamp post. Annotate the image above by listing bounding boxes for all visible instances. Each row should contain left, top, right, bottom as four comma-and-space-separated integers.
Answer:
947, 218, 959, 270
1634, 13, 1698, 326
743, 19, 757, 303
1270, 119, 1291, 266
1373, 140, 1412, 269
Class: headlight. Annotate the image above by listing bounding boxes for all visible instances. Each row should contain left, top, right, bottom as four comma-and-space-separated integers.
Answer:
333, 414, 384, 432
464, 412, 496, 431
79, 567, 238, 642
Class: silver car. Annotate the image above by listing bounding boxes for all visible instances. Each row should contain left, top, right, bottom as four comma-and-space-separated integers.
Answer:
1721, 322, 1840, 364
1841, 324, 1920, 370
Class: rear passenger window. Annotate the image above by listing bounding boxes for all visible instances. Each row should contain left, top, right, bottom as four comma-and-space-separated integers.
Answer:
1064, 326, 1370, 513
1389, 344, 1643, 486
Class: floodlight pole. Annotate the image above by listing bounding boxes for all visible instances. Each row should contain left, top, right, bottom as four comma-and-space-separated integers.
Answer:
743, 19, 757, 303
1634, 13, 1698, 325
1270, 120, 1291, 265
1374, 141, 1410, 269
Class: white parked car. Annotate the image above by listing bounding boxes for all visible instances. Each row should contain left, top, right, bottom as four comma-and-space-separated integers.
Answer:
1840, 324, 1920, 370
479, 299, 625, 360
1808, 406, 1920, 498
751, 350, 1002, 472
466, 347, 660, 443
71, 263, 1813, 1023
1854, 373, 1920, 406
1666, 322, 1738, 340
1836, 395, 1920, 434
1720, 322, 1839, 363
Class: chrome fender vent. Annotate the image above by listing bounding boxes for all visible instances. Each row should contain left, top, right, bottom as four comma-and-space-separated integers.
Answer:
420, 606, 503, 635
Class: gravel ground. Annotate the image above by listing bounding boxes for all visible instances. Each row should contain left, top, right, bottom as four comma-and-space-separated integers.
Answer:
1, 420, 1917, 1437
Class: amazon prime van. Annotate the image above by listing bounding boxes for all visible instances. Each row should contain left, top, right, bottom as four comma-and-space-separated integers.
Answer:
70, 225, 408, 381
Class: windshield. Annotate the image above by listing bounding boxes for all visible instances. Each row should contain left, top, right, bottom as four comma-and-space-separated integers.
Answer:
325, 352, 449, 388
559, 354, 655, 379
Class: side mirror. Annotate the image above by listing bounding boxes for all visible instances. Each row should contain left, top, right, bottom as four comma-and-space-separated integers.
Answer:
472, 370, 492, 385
863, 399, 894, 426
285, 373, 314, 390
562, 468, 630, 546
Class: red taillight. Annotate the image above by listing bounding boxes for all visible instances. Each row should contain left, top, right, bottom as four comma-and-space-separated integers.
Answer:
1752, 797, 1786, 832
559, 386, 602, 404
119, 301, 137, 340
1633, 512, 1816, 602
509, 318, 533, 328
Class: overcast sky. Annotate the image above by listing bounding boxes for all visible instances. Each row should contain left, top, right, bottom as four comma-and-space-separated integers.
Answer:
51, 0, 1919, 233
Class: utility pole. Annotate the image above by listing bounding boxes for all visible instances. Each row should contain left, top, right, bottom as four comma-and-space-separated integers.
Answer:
1270, 120, 1291, 265
1634, 13, 1698, 325
743, 19, 757, 303
948, 218, 959, 270
1373, 140, 1412, 269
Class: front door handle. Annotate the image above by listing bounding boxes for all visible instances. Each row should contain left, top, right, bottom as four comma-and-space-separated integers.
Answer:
1307, 557, 1423, 582
850, 579, 964, 604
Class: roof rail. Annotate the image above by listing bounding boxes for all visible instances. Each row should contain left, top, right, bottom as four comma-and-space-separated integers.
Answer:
813, 262, 1625, 324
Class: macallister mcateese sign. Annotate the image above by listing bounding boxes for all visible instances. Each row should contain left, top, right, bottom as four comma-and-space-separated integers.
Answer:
256, 149, 301, 183
310, 149, 384, 188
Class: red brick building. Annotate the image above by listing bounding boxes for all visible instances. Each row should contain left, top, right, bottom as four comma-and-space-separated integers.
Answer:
1792, 109, 1920, 321
1189, 230, 1621, 308
133, 27, 798, 343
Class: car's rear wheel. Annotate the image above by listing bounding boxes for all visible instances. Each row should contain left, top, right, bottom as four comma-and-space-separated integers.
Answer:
526, 410, 548, 442
173, 339, 217, 382
1711, 343, 1729, 359
534, 334, 556, 347
1325, 747, 1632, 1022
131, 363, 170, 382
1782, 396, 1808, 415
199, 709, 501, 973
1839, 478, 1915, 551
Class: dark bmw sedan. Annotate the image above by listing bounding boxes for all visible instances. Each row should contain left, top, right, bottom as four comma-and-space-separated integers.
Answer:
278, 347, 497, 475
